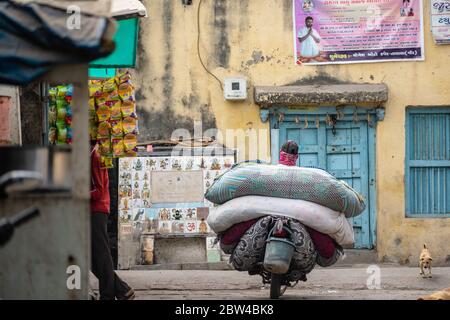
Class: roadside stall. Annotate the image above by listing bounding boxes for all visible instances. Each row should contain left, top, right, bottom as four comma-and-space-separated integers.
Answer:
0, 0, 147, 299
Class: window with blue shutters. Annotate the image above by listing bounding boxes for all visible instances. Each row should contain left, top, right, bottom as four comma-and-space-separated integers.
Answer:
405, 107, 450, 217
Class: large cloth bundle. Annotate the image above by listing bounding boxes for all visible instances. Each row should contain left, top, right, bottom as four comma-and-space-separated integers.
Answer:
205, 162, 365, 218
230, 217, 317, 280
207, 196, 355, 245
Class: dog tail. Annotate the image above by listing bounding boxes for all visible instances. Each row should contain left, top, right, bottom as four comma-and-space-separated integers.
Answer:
423, 243, 427, 249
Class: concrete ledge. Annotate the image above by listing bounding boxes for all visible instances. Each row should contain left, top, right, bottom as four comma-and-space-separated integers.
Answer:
254, 84, 388, 107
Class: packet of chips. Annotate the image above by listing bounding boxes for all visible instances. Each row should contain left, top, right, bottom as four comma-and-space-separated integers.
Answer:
118, 81, 134, 100
121, 99, 136, 118
112, 138, 125, 157
98, 138, 112, 155
89, 80, 104, 97
95, 92, 109, 106
107, 89, 120, 101
108, 99, 122, 120
48, 106, 57, 126
66, 105, 72, 125
48, 87, 57, 102
56, 120, 68, 144
125, 149, 138, 157
110, 120, 123, 138
123, 133, 137, 152
97, 121, 111, 138
103, 77, 117, 93
57, 85, 68, 97
122, 116, 137, 134
65, 85, 73, 104
66, 127, 73, 144
96, 103, 110, 122
48, 127, 57, 144
101, 155, 114, 169
117, 71, 132, 83
56, 102, 67, 121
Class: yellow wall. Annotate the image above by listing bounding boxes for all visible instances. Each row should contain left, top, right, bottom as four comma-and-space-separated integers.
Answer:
135, 0, 450, 264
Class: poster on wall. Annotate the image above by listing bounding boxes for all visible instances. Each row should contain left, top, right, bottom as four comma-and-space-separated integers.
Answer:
431, 0, 450, 44
293, 0, 425, 64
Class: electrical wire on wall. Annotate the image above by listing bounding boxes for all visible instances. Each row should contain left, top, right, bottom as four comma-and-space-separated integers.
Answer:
197, 0, 223, 90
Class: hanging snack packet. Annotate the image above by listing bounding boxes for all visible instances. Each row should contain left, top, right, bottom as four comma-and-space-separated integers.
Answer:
107, 89, 121, 102
107, 99, 122, 120
123, 133, 137, 152
48, 106, 57, 126
103, 77, 117, 93
97, 121, 111, 139
110, 120, 123, 138
65, 85, 73, 104
95, 92, 109, 106
67, 127, 73, 144
89, 80, 104, 97
121, 99, 136, 118
57, 85, 68, 97
48, 127, 57, 144
56, 120, 68, 144
122, 116, 137, 135
56, 101, 67, 121
118, 81, 134, 100
112, 138, 125, 157
66, 105, 72, 125
98, 138, 112, 156
117, 71, 132, 83
96, 103, 110, 122
49, 87, 57, 102
125, 149, 138, 157
101, 155, 114, 169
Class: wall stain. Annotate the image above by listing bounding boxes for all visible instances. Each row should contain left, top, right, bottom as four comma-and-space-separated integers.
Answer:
137, 104, 216, 142
285, 71, 353, 86
161, 0, 174, 111
214, 0, 230, 68
283, 0, 293, 30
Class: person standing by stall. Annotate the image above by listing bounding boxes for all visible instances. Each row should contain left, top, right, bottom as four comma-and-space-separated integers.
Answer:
90, 141, 135, 300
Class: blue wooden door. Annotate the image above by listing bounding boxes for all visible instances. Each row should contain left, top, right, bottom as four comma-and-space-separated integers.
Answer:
271, 110, 375, 248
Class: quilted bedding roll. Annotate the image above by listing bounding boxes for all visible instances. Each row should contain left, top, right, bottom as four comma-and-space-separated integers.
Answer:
205, 162, 365, 218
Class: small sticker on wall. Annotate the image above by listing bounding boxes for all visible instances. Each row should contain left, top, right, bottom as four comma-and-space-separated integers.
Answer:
184, 220, 198, 233
158, 208, 171, 221
158, 221, 171, 234
171, 221, 185, 233
171, 208, 184, 220
184, 208, 197, 220
120, 223, 133, 236
198, 218, 209, 234
132, 208, 146, 222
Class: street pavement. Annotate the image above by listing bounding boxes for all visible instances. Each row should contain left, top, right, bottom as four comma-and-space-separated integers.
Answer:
92, 265, 450, 300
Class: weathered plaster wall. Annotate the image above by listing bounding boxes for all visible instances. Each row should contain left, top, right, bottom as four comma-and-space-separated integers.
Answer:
135, 0, 450, 265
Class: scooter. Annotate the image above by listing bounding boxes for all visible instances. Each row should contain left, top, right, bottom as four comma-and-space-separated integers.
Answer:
260, 217, 302, 299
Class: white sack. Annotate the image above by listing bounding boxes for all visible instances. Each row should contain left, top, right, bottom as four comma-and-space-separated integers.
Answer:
207, 195, 355, 246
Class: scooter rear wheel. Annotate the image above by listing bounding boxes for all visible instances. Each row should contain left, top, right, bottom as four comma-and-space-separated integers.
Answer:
270, 274, 282, 299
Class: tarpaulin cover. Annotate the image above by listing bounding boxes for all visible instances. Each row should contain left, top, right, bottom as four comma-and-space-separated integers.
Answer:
0, 0, 115, 85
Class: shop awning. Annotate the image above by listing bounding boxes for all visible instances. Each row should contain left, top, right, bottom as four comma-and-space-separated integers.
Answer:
0, 0, 116, 85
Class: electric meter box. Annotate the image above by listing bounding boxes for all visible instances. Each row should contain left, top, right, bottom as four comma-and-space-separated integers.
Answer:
224, 77, 247, 100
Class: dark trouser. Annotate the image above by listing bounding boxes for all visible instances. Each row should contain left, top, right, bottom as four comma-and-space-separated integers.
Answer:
91, 212, 131, 300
